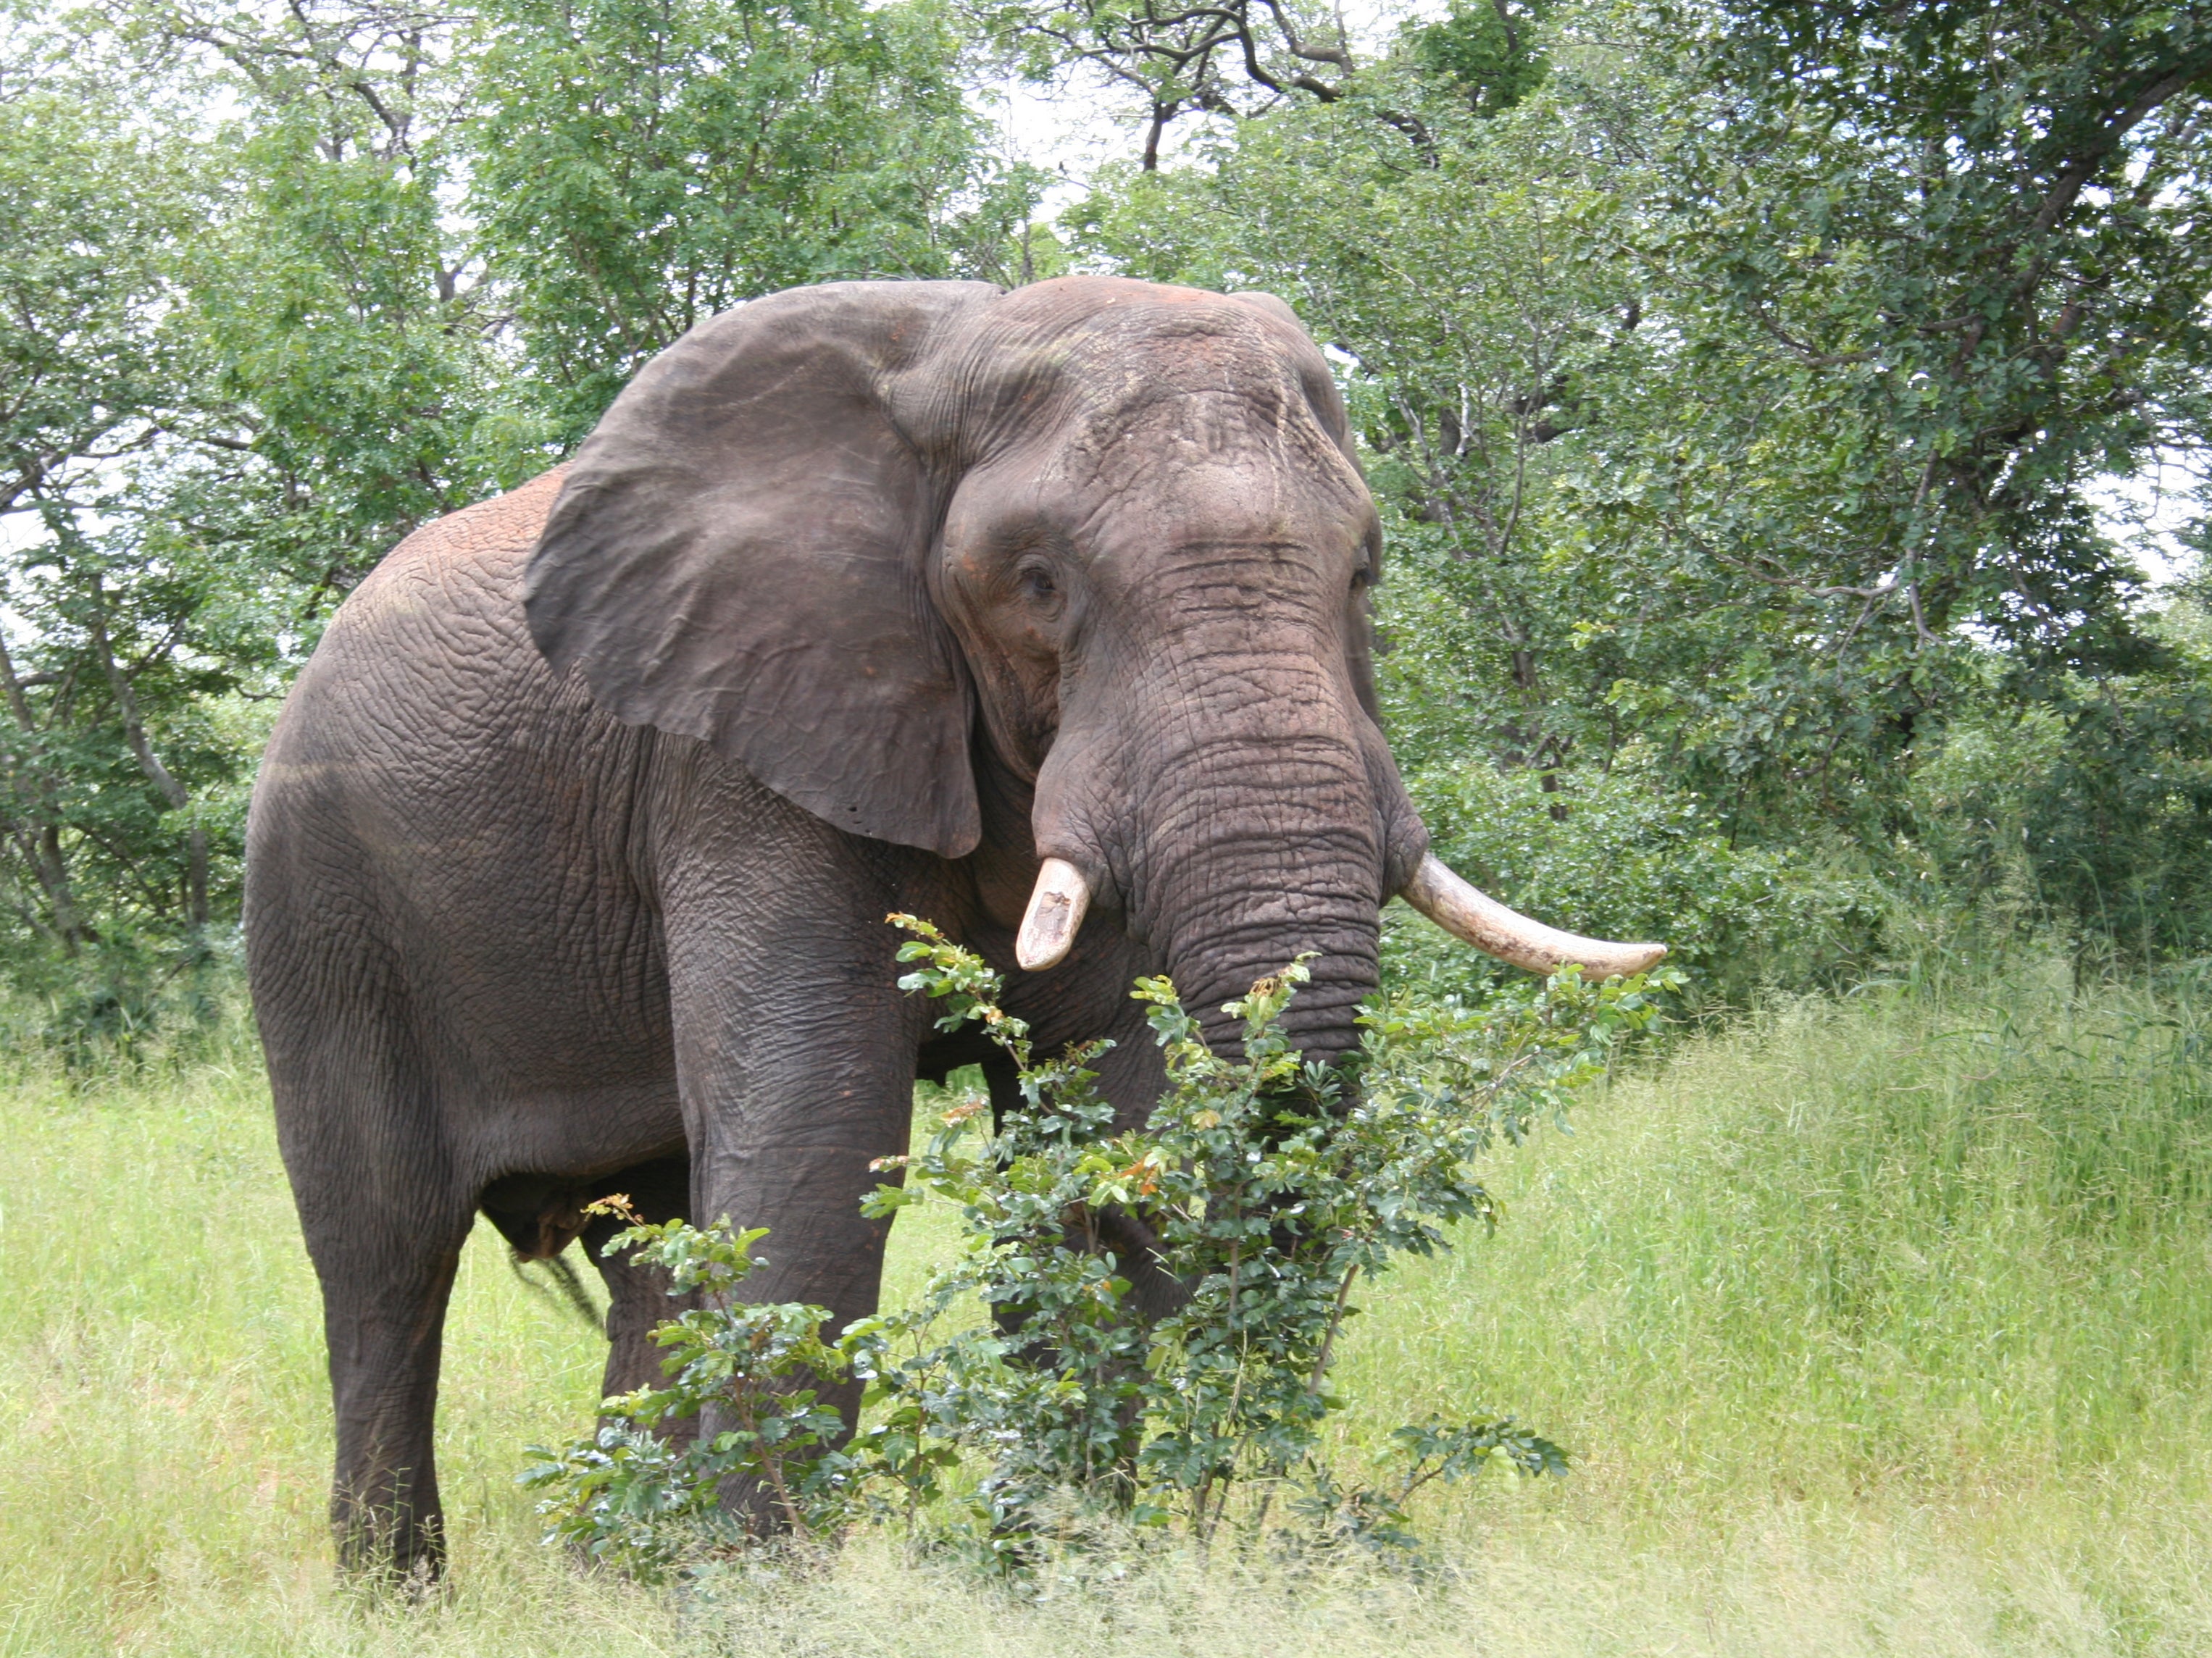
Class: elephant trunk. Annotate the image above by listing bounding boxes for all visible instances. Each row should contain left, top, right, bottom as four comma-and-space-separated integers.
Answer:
1104, 703, 1395, 1068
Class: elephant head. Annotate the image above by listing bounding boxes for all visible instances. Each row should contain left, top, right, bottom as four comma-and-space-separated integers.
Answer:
525, 276, 1661, 1063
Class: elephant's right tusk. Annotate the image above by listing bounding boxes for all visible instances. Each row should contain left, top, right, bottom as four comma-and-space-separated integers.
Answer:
1401, 853, 1666, 979
1017, 858, 1090, 971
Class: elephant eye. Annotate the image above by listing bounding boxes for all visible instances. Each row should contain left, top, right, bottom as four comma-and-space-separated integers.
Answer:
1019, 564, 1058, 603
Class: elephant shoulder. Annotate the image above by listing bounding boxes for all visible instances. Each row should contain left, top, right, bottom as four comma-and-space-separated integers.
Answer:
264, 464, 596, 813
417, 465, 568, 561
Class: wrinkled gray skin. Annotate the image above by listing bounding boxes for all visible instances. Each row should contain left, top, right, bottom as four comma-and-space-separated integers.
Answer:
245, 276, 1429, 1578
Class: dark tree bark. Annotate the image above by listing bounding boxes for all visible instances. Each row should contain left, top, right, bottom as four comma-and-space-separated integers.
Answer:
85, 580, 207, 931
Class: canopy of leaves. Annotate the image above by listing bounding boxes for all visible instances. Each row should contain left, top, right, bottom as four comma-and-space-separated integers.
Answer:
469, 0, 1038, 442
1067, 0, 2212, 984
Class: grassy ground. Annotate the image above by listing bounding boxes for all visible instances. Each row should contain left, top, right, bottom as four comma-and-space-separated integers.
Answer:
4, 956, 2211, 1654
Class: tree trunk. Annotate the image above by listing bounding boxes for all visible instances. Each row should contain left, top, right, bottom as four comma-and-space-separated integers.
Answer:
0, 632, 88, 951
85, 579, 208, 930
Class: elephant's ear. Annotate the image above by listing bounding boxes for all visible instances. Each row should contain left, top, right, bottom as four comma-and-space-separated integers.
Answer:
525, 281, 1001, 858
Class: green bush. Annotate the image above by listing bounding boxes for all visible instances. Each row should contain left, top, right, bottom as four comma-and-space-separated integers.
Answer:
1903, 656, 2212, 968
0, 933, 251, 1079
1393, 754, 1885, 1010
519, 1218, 864, 1577
522, 919, 1677, 1581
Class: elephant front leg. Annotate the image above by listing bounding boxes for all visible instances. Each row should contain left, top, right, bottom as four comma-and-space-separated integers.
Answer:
659, 884, 934, 1520
672, 1000, 922, 1366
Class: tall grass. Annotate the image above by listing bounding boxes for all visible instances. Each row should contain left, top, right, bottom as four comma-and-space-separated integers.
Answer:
3, 958, 2210, 1654
1343, 955, 2212, 1506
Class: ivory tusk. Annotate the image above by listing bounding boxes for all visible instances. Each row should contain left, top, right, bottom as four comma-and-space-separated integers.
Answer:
1401, 853, 1667, 979
1016, 858, 1091, 971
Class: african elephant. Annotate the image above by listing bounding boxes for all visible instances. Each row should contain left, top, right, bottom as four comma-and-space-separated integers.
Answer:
243, 275, 1661, 1578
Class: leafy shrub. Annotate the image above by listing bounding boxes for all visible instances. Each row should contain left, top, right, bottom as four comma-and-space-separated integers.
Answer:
1906, 662, 2212, 967
520, 1218, 868, 1577
2019, 680, 2212, 963
0, 931, 248, 1079
523, 918, 1677, 1581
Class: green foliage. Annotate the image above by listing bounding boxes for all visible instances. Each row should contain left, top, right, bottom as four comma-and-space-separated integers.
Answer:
0, 3, 524, 1026
1058, 0, 2212, 979
1390, 752, 1885, 1008
1542, 0, 2212, 814
525, 919, 1675, 1578
1292, 1418, 1569, 1551
16, 0, 2212, 1006
1908, 645, 2212, 967
1406, 0, 1553, 117
0, 19, 282, 979
468, 0, 1041, 444
521, 1213, 868, 1578
857, 918, 1669, 1556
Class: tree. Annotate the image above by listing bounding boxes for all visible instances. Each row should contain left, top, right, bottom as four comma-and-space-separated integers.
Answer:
0, 16, 252, 962
1061, 0, 2212, 974
1564, 0, 2212, 829
1064, 14, 1656, 784
978, 0, 1359, 170
469, 0, 1041, 443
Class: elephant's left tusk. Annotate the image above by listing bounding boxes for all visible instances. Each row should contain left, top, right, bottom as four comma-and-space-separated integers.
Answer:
1401, 853, 1666, 979
1016, 858, 1090, 971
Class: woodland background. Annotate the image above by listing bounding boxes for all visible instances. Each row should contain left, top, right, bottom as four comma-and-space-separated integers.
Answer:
9, 0, 2212, 1027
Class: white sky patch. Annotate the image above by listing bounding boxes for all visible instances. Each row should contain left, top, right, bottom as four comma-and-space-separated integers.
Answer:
980, 0, 1453, 189
983, 75, 1116, 215
0, 514, 43, 558
2089, 457, 2204, 594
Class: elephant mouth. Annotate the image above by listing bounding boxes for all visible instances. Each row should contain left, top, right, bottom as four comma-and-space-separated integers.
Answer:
1015, 850, 1666, 980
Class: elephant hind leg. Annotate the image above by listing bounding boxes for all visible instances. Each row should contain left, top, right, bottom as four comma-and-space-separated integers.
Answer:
263, 979, 477, 1581
309, 1203, 473, 1581
580, 1155, 701, 1439
477, 1157, 698, 1429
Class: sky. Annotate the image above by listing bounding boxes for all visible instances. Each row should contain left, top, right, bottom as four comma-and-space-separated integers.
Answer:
980, 0, 1453, 206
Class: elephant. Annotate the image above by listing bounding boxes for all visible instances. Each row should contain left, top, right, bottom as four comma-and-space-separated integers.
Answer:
242, 275, 1662, 1578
